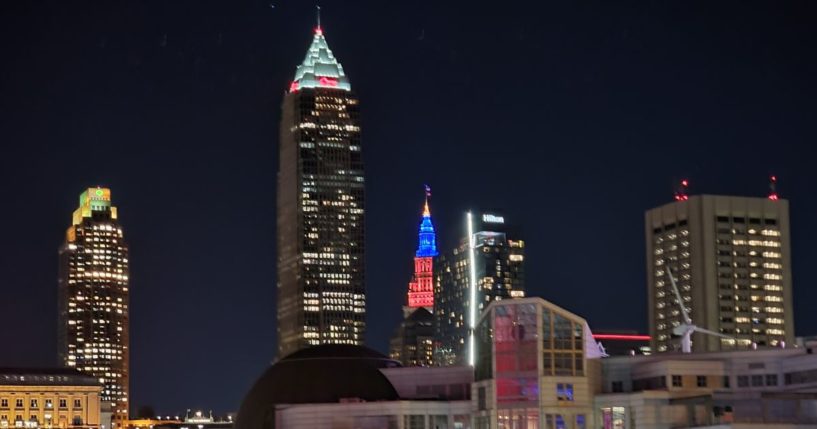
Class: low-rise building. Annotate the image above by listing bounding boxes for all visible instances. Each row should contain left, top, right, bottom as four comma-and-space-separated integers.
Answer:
596, 347, 817, 428
234, 301, 817, 429
235, 345, 472, 429
0, 368, 105, 429
472, 297, 604, 429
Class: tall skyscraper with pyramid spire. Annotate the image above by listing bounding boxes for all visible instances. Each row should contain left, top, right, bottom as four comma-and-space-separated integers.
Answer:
390, 189, 438, 366
276, 23, 365, 358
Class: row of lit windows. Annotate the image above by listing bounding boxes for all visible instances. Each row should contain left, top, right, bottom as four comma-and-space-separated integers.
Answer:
0, 399, 82, 409
723, 317, 784, 324
720, 327, 785, 335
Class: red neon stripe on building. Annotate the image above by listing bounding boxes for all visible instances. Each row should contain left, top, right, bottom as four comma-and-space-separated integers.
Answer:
593, 334, 651, 341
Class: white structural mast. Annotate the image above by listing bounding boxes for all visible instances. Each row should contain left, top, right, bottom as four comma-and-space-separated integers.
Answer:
665, 266, 734, 353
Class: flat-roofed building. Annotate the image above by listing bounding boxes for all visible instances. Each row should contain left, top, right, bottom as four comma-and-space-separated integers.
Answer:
645, 195, 794, 353
0, 368, 105, 429
595, 346, 817, 428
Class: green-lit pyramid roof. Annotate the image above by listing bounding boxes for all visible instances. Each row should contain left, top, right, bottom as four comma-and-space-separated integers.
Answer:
290, 27, 351, 92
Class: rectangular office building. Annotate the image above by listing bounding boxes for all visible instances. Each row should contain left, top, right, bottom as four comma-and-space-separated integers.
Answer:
645, 195, 794, 353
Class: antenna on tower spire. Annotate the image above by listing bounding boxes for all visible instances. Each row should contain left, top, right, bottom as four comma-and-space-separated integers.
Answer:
423, 184, 431, 216
768, 175, 779, 200
315, 5, 322, 33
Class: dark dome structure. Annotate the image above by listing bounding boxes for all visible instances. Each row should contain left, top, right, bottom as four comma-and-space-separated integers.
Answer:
235, 344, 402, 429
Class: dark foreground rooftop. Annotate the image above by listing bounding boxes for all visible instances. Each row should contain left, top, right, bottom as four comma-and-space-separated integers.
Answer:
235, 344, 401, 429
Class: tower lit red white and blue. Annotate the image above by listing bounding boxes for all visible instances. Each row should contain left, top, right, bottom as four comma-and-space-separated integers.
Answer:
407, 186, 438, 310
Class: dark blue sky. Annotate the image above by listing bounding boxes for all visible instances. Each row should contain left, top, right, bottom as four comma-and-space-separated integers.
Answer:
1, 0, 815, 416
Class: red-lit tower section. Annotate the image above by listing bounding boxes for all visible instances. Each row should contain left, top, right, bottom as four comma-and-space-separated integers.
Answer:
407, 189, 438, 311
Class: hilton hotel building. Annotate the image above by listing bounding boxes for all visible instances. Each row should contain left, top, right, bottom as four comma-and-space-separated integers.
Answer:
646, 195, 794, 353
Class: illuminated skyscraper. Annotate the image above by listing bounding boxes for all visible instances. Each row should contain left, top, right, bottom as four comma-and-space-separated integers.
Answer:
58, 187, 129, 426
277, 24, 365, 358
646, 194, 794, 353
390, 190, 438, 366
407, 188, 438, 313
434, 212, 525, 366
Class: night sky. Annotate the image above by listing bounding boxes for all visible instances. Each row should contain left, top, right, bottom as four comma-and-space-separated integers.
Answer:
1, 0, 816, 417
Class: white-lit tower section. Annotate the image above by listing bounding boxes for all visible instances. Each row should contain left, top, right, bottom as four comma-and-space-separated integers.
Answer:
433, 212, 525, 366
277, 24, 365, 358
58, 187, 129, 426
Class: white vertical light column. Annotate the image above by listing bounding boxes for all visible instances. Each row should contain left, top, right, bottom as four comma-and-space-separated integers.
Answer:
467, 211, 477, 366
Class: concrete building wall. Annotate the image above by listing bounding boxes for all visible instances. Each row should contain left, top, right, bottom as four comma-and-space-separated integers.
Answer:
382, 366, 473, 400
596, 348, 817, 428
275, 401, 471, 429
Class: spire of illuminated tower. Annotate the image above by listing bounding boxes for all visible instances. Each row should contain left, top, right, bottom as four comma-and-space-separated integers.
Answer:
288, 20, 351, 93
408, 186, 437, 310
416, 185, 438, 258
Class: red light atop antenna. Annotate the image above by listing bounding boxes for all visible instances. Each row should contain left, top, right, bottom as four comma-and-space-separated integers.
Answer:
674, 179, 690, 201
768, 175, 779, 200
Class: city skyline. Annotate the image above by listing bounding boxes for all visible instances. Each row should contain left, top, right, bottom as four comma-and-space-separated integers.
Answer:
1, 0, 816, 417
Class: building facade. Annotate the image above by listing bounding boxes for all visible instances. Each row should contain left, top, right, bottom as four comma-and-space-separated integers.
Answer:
473, 297, 602, 429
58, 188, 129, 426
389, 307, 435, 367
595, 346, 817, 428
276, 25, 365, 358
434, 213, 525, 366
0, 368, 105, 429
645, 195, 794, 353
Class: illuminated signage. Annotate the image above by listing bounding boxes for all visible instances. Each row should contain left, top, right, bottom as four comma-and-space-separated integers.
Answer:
482, 214, 504, 224
318, 76, 338, 87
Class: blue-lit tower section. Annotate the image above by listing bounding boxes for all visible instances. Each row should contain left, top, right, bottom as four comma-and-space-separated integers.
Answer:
408, 193, 438, 310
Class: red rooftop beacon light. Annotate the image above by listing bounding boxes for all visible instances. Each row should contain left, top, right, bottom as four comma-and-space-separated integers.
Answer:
674, 179, 690, 201
768, 175, 779, 201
